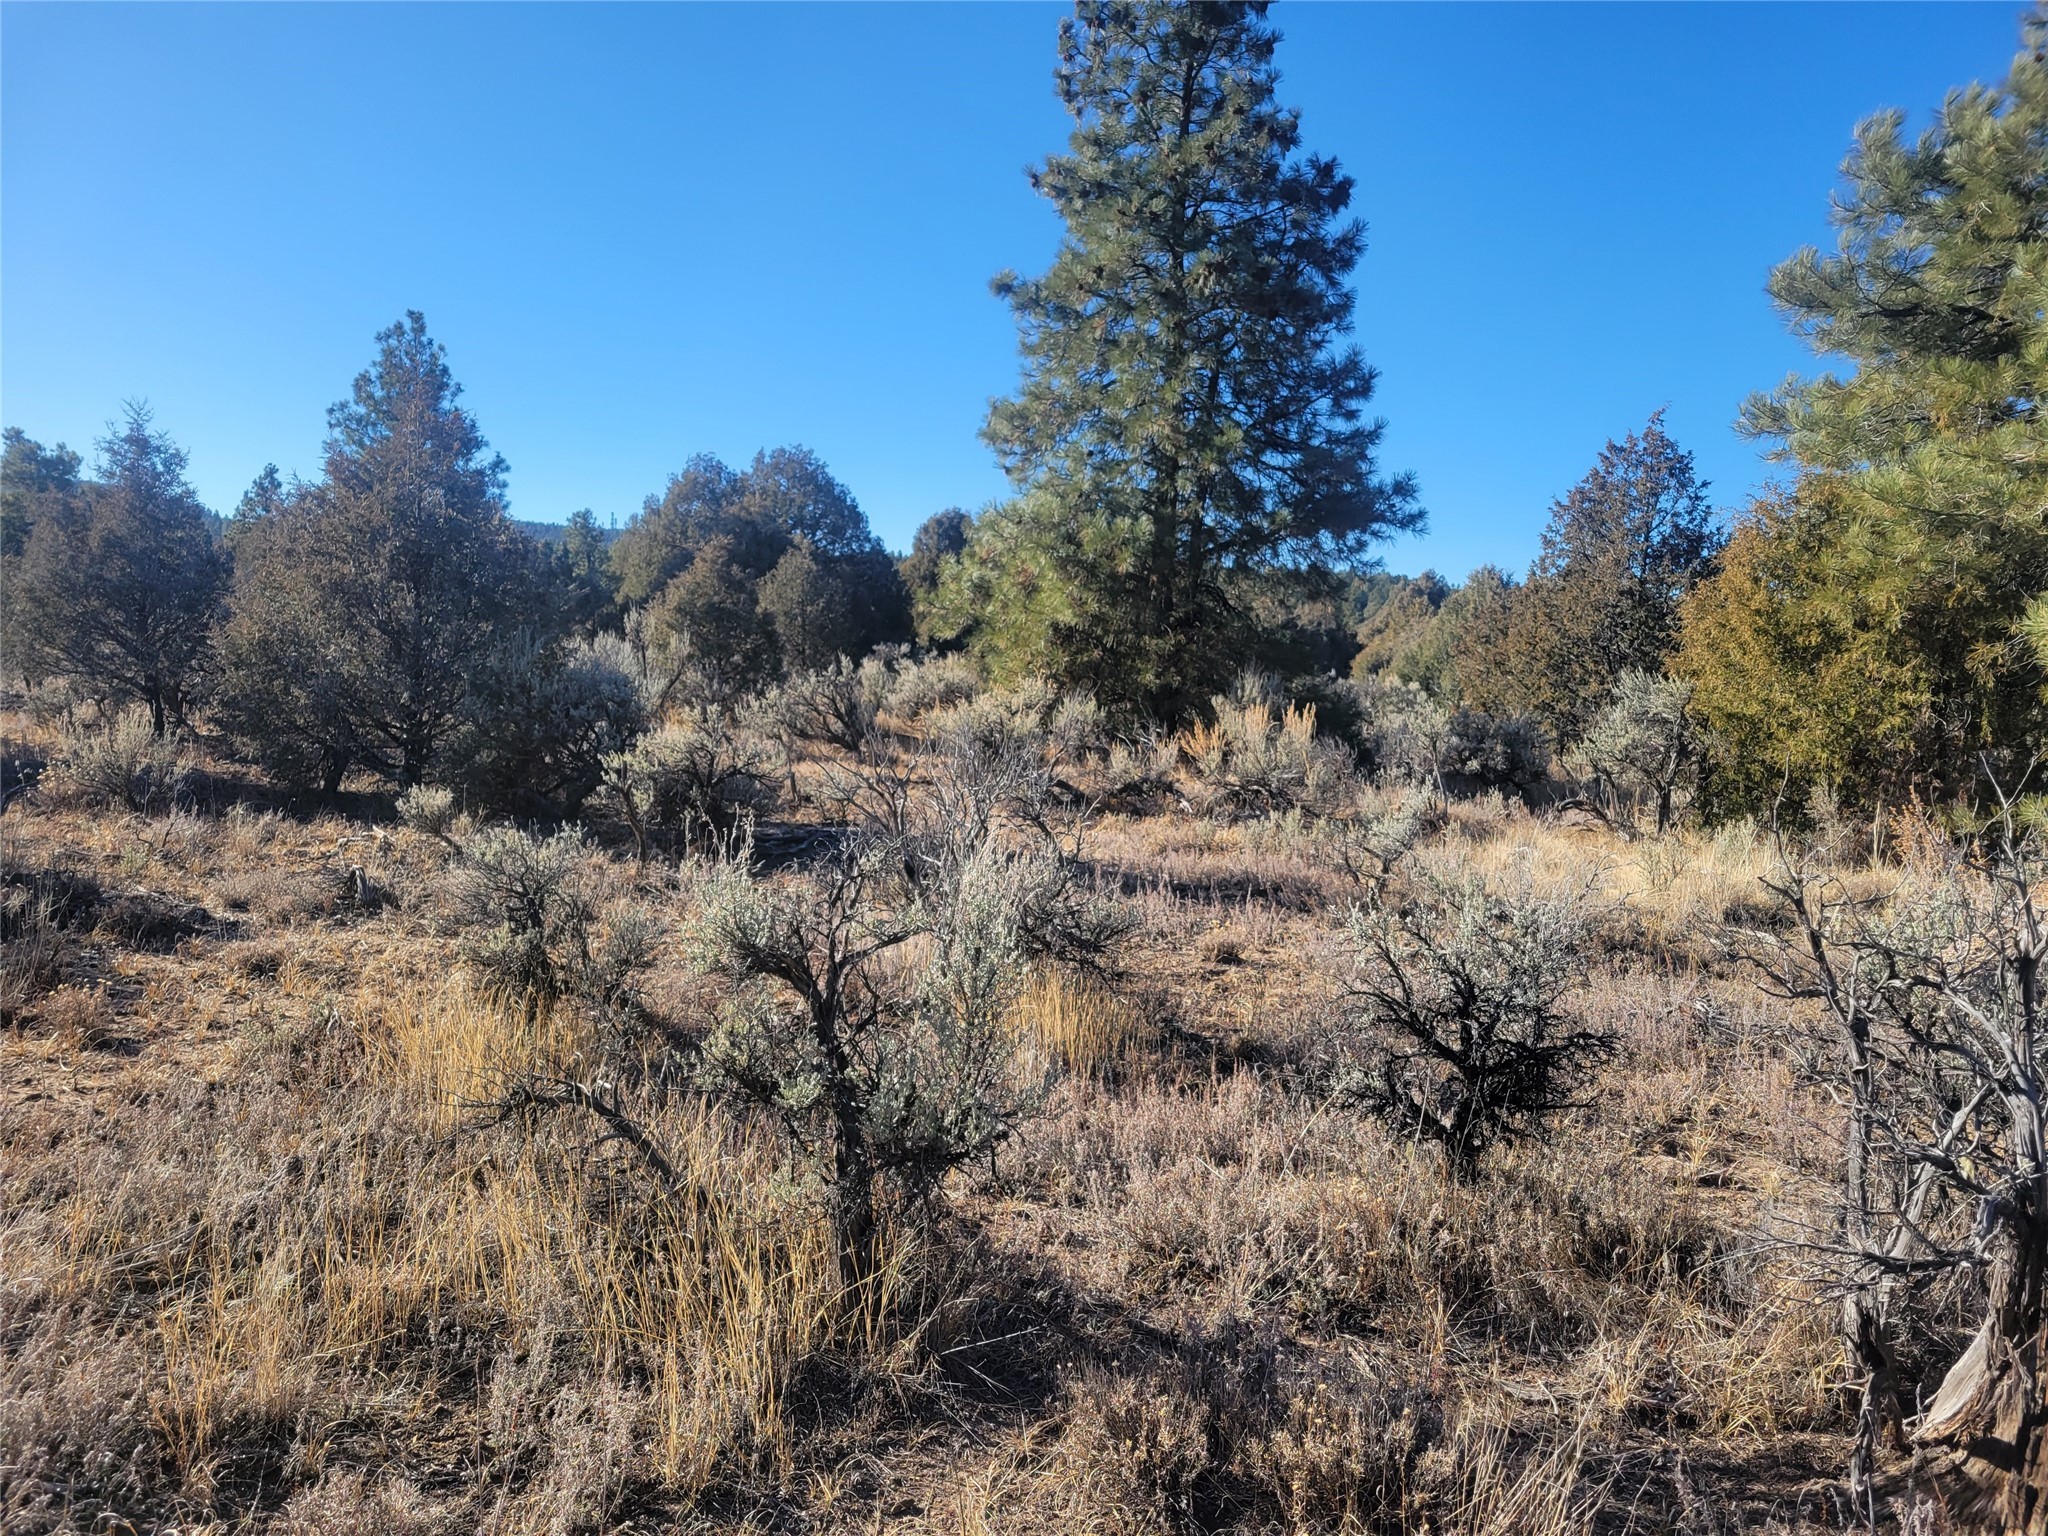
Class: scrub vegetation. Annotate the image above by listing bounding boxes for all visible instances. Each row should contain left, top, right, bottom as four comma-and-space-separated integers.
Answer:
5, 3, 2047, 1531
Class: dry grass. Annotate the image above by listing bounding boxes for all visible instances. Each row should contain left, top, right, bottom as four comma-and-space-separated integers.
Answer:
3, 937, 918, 1530
1009, 968, 1156, 1080
0, 711, 1873, 1533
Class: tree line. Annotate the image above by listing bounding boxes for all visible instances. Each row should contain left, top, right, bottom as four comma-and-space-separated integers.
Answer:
1, 313, 921, 803
5, 0, 2044, 827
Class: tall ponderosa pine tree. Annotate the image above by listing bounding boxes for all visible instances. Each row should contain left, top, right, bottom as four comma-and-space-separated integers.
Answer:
943, 0, 1418, 716
1684, 11, 2048, 809
218, 313, 539, 788
8, 406, 228, 732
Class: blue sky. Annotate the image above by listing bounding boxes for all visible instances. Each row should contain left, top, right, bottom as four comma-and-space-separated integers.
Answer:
0, 2, 2020, 580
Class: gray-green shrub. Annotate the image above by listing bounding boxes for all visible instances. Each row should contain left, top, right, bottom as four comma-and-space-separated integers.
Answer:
1339, 871, 1612, 1174
1564, 670, 1700, 836
444, 826, 649, 1013
594, 715, 778, 860
48, 706, 191, 814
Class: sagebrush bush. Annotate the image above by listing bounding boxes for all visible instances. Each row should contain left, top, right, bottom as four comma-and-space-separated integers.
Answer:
1065, 1323, 1500, 1536
0, 888, 69, 1023
451, 632, 647, 812
1181, 674, 1355, 817
816, 681, 1078, 845
1442, 708, 1549, 795
444, 826, 649, 1012
1306, 782, 1439, 891
1, 856, 101, 1025
754, 655, 886, 751
1339, 870, 1614, 1174
395, 783, 460, 843
690, 702, 1128, 1278
1104, 726, 1184, 800
689, 835, 1076, 1279
1564, 671, 1700, 836
48, 706, 191, 813
595, 714, 778, 858
1350, 682, 1549, 799
884, 652, 979, 721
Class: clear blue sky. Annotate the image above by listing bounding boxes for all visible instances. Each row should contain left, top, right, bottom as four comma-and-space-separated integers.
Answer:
0, 2, 2020, 580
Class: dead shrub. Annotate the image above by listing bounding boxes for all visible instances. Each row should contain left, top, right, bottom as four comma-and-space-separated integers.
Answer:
0, 1308, 160, 1534
1067, 1368, 1216, 1532
1194, 925, 1249, 966
1240, 1374, 1443, 1532
96, 888, 218, 952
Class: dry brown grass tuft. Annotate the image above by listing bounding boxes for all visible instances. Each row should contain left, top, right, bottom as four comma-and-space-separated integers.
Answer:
1010, 968, 1157, 1080
38, 982, 117, 1049
2, 963, 926, 1530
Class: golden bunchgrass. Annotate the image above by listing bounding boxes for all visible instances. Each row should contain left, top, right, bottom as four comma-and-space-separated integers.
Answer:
1009, 968, 1156, 1079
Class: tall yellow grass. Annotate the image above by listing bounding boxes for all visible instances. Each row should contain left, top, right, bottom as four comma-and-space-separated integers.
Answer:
48, 980, 911, 1505
1009, 968, 1155, 1079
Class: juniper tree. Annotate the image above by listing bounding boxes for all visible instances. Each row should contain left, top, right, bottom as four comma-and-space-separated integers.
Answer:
1505, 414, 1720, 743
949, 0, 1419, 717
554, 508, 620, 638
900, 507, 972, 640
646, 534, 782, 705
1395, 565, 1517, 703
613, 446, 909, 678
609, 454, 743, 607
758, 539, 908, 674
730, 446, 876, 562
0, 427, 81, 563
8, 406, 228, 733
1348, 572, 1448, 682
217, 313, 540, 788
0, 428, 83, 688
